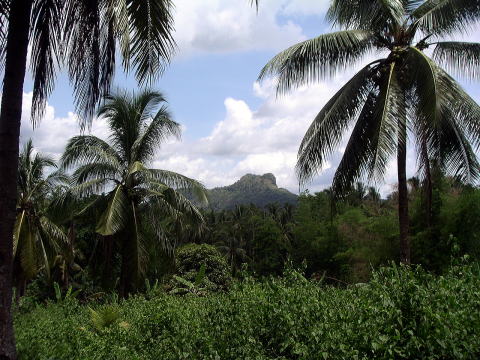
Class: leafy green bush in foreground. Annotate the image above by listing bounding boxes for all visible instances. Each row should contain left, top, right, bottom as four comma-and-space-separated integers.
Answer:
15, 263, 480, 359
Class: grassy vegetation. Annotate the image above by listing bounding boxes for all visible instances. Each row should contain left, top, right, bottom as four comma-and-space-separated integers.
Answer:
15, 262, 480, 360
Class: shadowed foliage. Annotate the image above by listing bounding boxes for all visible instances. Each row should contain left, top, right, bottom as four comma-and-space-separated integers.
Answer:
60, 90, 207, 296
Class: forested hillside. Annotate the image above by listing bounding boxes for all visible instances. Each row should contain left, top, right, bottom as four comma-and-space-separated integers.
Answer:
193, 173, 298, 210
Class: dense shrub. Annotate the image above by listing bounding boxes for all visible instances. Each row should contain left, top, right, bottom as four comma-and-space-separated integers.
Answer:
15, 263, 480, 359
174, 243, 232, 291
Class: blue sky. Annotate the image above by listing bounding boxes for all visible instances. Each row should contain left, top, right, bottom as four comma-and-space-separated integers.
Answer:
19, 0, 480, 194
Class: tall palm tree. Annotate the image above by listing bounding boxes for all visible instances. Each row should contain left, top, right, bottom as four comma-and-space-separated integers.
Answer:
61, 90, 207, 296
13, 140, 68, 297
0, 1, 175, 356
259, 0, 480, 264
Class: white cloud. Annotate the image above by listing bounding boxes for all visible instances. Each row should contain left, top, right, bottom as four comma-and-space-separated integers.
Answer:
20, 92, 110, 161
172, 0, 316, 57
18, 3, 480, 196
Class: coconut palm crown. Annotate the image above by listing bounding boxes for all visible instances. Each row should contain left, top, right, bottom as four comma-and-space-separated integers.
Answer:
259, 0, 480, 263
14, 140, 68, 293
60, 90, 208, 295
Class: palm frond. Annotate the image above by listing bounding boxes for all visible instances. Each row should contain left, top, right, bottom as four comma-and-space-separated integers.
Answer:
0, 0, 9, 69
327, 0, 405, 31
435, 66, 480, 151
409, 53, 480, 182
68, 178, 111, 198
412, 0, 480, 36
97, 91, 142, 162
438, 109, 480, 182
61, 135, 122, 170
13, 211, 27, 257
368, 62, 404, 181
39, 216, 69, 252
432, 42, 480, 81
30, 0, 62, 125
331, 91, 380, 197
63, 0, 102, 124
96, 185, 129, 236
406, 47, 442, 158
72, 162, 120, 185
142, 168, 208, 205
259, 30, 375, 94
127, 0, 176, 84
131, 104, 180, 163
296, 62, 380, 184
18, 222, 37, 280
403, 0, 424, 13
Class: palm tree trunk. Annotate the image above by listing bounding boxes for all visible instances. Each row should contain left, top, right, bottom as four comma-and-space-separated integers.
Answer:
421, 141, 433, 229
0, 1, 33, 358
397, 117, 410, 264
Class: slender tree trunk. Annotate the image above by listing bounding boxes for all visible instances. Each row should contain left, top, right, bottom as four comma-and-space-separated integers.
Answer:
0, 1, 33, 358
421, 141, 432, 229
397, 117, 410, 264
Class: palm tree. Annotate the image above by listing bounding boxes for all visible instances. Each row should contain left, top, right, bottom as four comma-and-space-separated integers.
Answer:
215, 206, 250, 276
13, 140, 68, 297
0, 1, 175, 356
61, 90, 207, 296
259, 0, 480, 264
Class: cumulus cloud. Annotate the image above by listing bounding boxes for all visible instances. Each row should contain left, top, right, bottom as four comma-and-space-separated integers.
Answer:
18, 1, 480, 195
172, 0, 324, 57
19, 92, 110, 160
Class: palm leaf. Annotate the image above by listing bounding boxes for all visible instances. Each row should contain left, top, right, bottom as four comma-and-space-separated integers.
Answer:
19, 221, 37, 280
369, 62, 404, 181
127, 0, 176, 84
131, 105, 180, 163
96, 185, 129, 236
327, 0, 405, 30
411, 0, 480, 36
30, 0, 62, 124
296, 61, 380, 184
13, 211, 27, 257
72, 162, 120, 184
39, 216, 69, 252
331, 91, 380, 197
61, 135, 122, 170
259, 30, 375, 94
432, 42, 480, 81
142, 168, 208, 205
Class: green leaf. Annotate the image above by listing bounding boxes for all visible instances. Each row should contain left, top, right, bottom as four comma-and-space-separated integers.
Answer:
194, 264, 207, 287
259, 30, 375, 94
96, 185, 129, 236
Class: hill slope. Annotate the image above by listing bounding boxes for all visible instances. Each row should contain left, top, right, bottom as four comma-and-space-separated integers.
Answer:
204, 173, 298, 210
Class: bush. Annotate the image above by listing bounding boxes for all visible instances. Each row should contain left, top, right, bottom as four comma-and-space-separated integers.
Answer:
173, 243, 231, 292
15, 263, 480, 359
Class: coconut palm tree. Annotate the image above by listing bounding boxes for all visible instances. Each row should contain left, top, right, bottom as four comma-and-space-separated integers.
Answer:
259, 0, 480, 264
61, 90, 207, 296
13, 140, 68, 297
0, 1, 175, 356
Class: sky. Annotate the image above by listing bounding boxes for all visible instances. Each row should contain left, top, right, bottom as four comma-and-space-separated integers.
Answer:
19, 0, 480, 195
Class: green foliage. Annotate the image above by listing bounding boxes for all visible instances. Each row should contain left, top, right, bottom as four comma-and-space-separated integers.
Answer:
89, 305, 121, 332
174, 244, 231, 292
53, 282, 81, 303
15, 263, 480, 359
170, 264, 208, 296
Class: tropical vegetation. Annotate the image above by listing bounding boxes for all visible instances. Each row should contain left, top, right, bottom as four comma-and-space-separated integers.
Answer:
0, 1, 176, 357
60, 90, 207, 296
1, 0, 480, 358
13, 141, 68, 298
14, 262, 480, 359
259, 0, 480, 264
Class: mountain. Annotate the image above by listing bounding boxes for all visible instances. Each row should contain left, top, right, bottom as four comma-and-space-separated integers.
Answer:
201, 173, 298, 211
